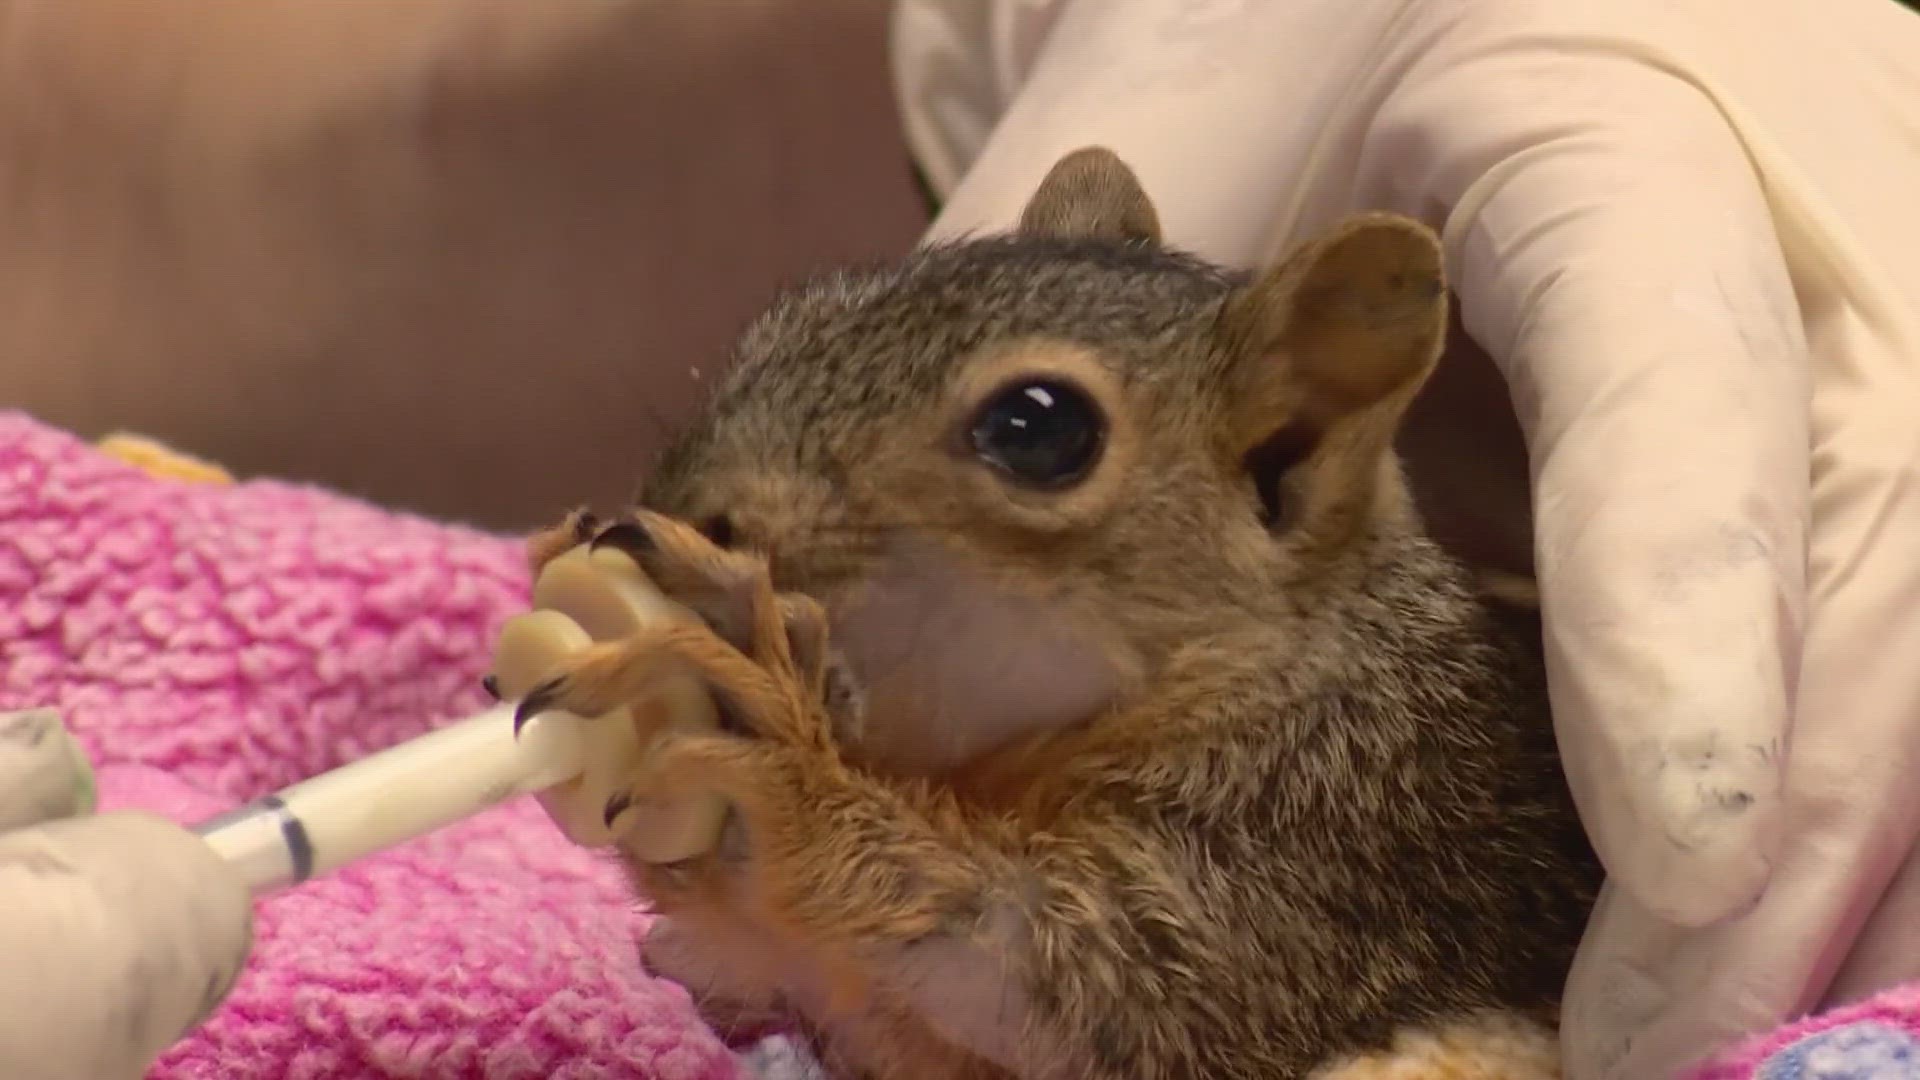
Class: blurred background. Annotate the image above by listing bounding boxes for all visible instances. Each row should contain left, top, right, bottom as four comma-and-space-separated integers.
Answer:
0, 0, 927, 531
0, 0, 1544, 582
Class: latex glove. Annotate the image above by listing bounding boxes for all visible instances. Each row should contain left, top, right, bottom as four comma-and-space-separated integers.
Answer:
893, 0, 1920, 1076
0, 709, 253, 1080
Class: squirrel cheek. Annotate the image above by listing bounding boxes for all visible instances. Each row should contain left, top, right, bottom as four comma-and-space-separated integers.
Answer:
830, 548, 1121, 773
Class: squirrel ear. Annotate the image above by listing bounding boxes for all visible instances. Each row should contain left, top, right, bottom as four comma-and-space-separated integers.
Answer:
1214, 213, 1447, 532
1017, 147, 1164, 245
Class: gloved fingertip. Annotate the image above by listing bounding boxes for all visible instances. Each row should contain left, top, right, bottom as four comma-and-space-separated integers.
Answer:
1607, 805, 1778, 928
0, 708, 100, 832
0, 812, 255, 1078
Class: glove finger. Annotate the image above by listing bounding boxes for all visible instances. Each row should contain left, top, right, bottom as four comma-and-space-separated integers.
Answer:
0, 811, 252, 1080
1353, 2, 1815, 929
0, 709, 97, 832
1605, 347, 1920, 1078
1594, 754, 1919, 1079
1564, 869, 1794, 1080
1560, 880, 1691, 1079
1452, 132, 1807, 929
1822, 826, 1920, 1010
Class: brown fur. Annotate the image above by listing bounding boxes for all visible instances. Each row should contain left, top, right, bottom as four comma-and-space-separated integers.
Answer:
522, 148, 1601, 1079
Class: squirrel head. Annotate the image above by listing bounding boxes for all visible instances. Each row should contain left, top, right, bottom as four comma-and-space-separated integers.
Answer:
642, 147, 1449, 772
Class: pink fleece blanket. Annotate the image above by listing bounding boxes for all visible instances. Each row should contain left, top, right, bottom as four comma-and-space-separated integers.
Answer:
0, 413, 763, 1079
0, 409, 1910, 1080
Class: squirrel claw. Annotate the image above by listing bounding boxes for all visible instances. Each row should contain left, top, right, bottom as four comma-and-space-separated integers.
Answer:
568, 508, 603, 543
513, 677, 564, 736
526, 506, 606, 573
589, 520, 655, 559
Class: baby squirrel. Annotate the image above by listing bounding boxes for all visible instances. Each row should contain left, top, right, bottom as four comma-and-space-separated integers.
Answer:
520, 147, 1603, 1079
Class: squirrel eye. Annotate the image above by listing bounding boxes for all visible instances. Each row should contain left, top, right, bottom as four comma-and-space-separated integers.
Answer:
967, 378, 1104, 488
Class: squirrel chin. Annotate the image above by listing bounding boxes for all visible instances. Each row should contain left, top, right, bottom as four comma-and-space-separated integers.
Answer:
827, 536, 1123, 775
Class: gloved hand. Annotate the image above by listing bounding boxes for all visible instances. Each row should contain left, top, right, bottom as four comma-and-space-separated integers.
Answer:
0, 709, 253, 1080
892, 0, 1920, 1076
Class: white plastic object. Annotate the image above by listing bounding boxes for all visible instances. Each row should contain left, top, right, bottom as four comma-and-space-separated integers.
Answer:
501, 543, 729, 859
193, 543, 727, 896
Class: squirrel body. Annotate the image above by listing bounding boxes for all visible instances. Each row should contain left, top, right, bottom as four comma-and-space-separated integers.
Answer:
524, 148, 1602, 1079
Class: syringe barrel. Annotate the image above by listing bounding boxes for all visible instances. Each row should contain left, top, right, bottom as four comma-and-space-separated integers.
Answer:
192, 704, 580, 896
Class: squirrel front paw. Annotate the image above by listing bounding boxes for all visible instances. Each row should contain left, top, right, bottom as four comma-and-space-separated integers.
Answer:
514, 509, 843, 852
521, 509, 894, 1020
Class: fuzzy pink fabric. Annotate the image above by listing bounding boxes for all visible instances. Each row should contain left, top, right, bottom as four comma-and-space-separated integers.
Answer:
1683, 987, 1920, 1079
0, 412, 743, 1079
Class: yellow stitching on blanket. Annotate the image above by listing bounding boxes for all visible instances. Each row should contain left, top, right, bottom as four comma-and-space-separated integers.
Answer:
96, 433, 235, 486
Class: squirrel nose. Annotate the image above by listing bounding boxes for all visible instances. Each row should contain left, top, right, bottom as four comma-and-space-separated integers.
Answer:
697, 509, 787, 557
696, 514, 738, 548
